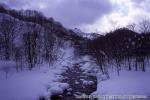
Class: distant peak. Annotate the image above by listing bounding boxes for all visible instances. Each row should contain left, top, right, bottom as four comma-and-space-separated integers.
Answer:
0, 3, 10, 9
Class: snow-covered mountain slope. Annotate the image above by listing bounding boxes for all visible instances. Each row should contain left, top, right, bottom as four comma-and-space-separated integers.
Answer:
71, 28, 102, 39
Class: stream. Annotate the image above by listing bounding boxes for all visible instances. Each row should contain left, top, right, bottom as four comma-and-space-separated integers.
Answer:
51, 63, 97, 100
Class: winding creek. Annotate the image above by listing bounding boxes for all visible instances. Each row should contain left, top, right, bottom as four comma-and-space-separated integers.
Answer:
51, 63, 97, 100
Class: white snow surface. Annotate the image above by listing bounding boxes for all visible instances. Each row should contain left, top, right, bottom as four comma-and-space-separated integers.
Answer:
79, 55, 99, 75
0, 46, 74, 100
82, 80, 94, 86
93, 69, 150, 100
0, 62, 69, 100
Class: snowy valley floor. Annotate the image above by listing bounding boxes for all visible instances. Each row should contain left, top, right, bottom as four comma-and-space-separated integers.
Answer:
0, 56, 150, 100
0, 47, 75, 100
93, 67, 150, 100
0, 61, 70, 100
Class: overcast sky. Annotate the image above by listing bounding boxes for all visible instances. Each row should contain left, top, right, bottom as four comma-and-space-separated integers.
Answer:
1, 0, 150, 33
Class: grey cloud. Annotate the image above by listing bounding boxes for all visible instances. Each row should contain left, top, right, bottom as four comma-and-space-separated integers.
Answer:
4, 0, 29, 9
51, 0, 112, 27
132, 0, 150, 12
1, 0, 150, 32
0, 0, 112, 28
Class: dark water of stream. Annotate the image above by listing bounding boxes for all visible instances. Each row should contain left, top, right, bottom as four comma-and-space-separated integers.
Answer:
51, 63, 97, 100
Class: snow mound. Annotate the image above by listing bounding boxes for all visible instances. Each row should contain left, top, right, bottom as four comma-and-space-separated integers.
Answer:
0, 62, 68, 100
83, 80, 94, 86
47, 82, 69, 96
93, 69, 150, 100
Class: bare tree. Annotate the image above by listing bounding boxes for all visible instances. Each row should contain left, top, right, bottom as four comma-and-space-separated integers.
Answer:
0, 17, 17, 60
126, 23, 136, 31
23, 29, 40, 69
14, 47, 23, 71
43, 28, 56, 65
139, 19, 150, 34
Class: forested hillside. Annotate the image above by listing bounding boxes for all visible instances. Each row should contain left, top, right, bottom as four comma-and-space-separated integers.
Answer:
89, 27, 150, 76
0, 5, 86, 70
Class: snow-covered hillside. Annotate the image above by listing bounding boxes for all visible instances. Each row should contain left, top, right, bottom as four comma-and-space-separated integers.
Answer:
72, 28, 101, 39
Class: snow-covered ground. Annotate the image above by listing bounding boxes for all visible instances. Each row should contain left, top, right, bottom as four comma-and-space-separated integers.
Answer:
0, 46, 74, 100
93, 67, 150, 100
0, 62, 71, 100
0, 64, 64, 100
78, 56, 150, 100
1, 50, 150, 100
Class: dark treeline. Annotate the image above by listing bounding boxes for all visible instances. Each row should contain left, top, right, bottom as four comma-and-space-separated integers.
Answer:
88, 26, 150, 76
0, 5, 82, 39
